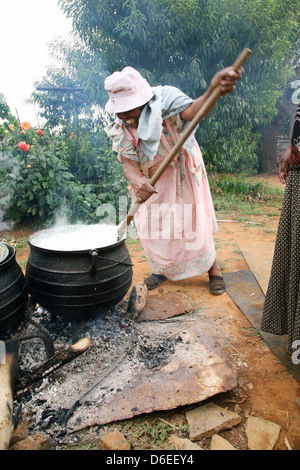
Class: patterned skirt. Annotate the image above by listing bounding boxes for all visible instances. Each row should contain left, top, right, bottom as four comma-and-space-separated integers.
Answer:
261, 169, 300, 349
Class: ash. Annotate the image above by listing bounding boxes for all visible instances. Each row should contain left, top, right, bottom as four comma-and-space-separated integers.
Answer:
14, 301, 181, 444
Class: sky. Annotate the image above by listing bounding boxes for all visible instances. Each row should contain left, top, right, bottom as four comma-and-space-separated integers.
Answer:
0, 0, 73, 126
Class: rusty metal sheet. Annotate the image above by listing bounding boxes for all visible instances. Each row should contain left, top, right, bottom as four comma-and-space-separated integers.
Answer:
223, 270, 265, 332
138, 292, 195, 321
70, 317, 237, 431
238, 242, 275, 295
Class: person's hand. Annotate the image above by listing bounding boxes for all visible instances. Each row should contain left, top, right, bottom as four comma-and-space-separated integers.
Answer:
278, 144, 292, 184
131, 176, 157, 202
120, 157, 158, 202
211, 67, 243, 95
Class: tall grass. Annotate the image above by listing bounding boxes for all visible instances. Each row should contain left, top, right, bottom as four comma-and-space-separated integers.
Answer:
209, 174, 284, 214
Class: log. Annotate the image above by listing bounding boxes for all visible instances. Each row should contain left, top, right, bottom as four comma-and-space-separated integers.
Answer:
16, 338, 92, 394
127, 282, 149, 319
0, 344, 18, 450
71, 337, 92, 352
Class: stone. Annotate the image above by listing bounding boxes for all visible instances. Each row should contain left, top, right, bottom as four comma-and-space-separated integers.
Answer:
9, 419, 29, 446
245, 416, 281, 450
99, 430, 130, 450
234, 405, 242, 414
168, 435, 203, 451
296, 397, 300, 409
186, 402, 241, 441
210, 435, 236, 450
9, 433, 53, 450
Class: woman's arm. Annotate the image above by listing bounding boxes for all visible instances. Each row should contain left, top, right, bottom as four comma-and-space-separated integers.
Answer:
278, 110, 298, 184
120, 156, 157, 202
180, 67, 242, 122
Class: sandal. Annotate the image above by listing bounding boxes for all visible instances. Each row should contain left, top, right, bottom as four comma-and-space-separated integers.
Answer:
144, 273, 167, 291
209, 275, 226, 295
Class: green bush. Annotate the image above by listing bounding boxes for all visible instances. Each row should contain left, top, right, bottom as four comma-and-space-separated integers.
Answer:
0, 116, 130, 228
0, 120, 100, 226
0, 122, 69, 224
62, 121, 129, 211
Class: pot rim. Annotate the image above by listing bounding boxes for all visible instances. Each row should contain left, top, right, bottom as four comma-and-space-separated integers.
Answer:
0, 242, 16, 268
0, 242, 9, 263
27, 237, 126, 254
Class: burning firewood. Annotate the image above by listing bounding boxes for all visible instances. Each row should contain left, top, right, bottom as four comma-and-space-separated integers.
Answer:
127, 282, 148, 319
0, 344, 18, 450
16, 337, 92, 395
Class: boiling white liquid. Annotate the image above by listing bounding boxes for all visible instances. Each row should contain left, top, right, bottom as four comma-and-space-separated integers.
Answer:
29, 224, 121, 251
0, 243, 9, 262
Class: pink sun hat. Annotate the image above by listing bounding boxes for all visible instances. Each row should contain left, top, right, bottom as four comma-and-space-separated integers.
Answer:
104, 66, 155, 113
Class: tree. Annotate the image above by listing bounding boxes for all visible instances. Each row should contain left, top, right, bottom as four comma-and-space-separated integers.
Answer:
30, 41, 129, 218
33, 0, 300, 172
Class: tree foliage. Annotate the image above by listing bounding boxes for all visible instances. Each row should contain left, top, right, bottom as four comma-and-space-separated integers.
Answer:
0, 120, 95, 226
32, 0, 300, 173
0, 111, 127, 227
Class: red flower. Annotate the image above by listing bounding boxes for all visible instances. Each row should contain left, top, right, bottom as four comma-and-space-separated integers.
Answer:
21, 121, 31, 131
36, 129, 44, 136
18, 141, 30, 152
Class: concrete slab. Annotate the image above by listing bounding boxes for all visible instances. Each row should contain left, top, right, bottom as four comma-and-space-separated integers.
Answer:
223, 270, 300, 385
238, 241, 275, 295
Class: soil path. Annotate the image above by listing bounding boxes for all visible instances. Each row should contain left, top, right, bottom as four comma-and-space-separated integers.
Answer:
2, 173, 300, 450
126, 175, 300, 450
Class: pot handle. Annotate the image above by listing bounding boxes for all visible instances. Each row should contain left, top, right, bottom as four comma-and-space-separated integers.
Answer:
97, 255, 133, 267
89, 250, 98, 276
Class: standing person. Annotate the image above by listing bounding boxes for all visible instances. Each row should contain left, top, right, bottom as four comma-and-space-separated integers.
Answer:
104, 66, 241, 294
261, 103, 300, 354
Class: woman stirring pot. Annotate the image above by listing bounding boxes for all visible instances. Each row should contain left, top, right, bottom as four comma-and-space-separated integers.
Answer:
104, 66, 241, 294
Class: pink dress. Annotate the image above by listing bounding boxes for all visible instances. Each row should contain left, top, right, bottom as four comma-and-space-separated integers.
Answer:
106, 114, 218, 281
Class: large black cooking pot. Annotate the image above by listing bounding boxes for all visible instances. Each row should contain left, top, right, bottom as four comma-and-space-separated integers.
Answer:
0, 242, 28, 336
25, 226, 133, 321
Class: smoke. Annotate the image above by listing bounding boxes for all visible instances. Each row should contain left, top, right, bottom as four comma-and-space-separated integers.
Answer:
0, 189, 15, 231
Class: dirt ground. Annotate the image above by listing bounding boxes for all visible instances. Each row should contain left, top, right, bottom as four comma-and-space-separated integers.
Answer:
3, 173, 300, 450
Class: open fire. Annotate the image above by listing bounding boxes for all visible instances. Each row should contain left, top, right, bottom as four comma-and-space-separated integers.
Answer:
10, 288, 185, 444
1, 239, 237, 450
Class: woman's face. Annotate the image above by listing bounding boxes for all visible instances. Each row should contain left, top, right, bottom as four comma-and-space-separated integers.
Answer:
117, 105, 144, 128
